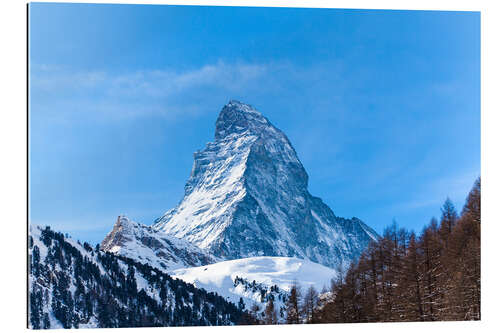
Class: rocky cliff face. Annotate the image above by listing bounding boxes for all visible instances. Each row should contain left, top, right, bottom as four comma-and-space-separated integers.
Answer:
153, 101, 378, 270
101, 215, 215, 271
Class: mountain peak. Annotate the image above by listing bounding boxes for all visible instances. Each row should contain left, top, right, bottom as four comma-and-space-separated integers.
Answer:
101, 215, 215, 271
225, 100, 260, 114
215, 100, 270, 140
154, 101, 378, 270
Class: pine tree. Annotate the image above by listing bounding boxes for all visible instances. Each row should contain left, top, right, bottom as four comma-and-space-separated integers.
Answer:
461, 178, 480, 226
439, 198, 458, 245
285, 282, 301, 324
260, 288, 266, 303
264, 297, 278, 325
399, 232, 424, 321
126, 265, 137, 296
250, 303, 261, 322
238, 297, 246, 311
97, 297, 111, 328
302, 285, 318, 323
42, 312, 50, 329
29, 289, 41, 329
31, 245, 40, 278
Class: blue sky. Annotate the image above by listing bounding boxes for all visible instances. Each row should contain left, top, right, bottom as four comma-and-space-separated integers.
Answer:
29, 3, 480, 245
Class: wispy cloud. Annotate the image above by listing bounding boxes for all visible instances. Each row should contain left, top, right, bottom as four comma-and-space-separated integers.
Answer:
30, 61, 273, 122
29, 59, 355, 125
105, 62, 269, 98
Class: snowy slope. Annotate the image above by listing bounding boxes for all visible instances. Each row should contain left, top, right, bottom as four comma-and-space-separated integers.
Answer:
172, 256, 338, 309
153, 100, 379, 270
29, 225, 106, 329
101, 215, 215, 272
29, 225, 243, 329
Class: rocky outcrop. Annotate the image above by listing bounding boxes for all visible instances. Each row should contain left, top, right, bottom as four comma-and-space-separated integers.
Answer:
101, 215, 215, 272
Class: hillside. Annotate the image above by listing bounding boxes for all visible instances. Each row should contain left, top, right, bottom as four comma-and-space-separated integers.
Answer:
172, 256, 338, 313
28, 225, 243, 329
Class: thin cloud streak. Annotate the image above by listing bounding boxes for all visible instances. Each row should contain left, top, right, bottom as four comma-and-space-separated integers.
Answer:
31, 61, 269, 96
30, 61, 275, 122
29, 60, 353, 128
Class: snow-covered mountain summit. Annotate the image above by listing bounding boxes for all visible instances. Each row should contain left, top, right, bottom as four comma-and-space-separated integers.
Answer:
153, 101, 378, 270
215, 100, 287, 141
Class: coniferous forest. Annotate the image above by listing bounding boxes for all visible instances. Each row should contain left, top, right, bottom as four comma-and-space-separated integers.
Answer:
283, 178, 481, 324
28, 227, 243, 329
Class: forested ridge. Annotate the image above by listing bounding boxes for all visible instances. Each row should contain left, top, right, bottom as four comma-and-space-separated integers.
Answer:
28, 226, 244, 329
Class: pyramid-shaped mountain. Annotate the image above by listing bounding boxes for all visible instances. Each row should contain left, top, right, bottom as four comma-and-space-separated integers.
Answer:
153, 100, 378, 270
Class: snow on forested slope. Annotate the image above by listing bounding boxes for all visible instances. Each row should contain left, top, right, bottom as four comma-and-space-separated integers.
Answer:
28, 225, 243, 329
101, 215, 215, 272
172, 256, 338, 310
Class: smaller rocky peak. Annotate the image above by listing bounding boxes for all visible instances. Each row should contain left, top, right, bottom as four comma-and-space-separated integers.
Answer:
101, 215, 134, 252
116, 214, 129, 225
215, 100, 270, 140
114, 215, 137, 232
101, 215, 149, 251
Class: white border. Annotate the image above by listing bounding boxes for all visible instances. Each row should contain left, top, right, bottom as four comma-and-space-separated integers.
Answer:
1, 1, 498, 332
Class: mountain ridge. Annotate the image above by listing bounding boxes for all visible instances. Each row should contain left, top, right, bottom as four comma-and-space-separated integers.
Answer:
101, 215, 215, 271
29, 225, 243, 329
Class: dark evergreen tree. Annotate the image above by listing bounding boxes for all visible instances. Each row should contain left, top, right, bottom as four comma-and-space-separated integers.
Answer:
31, 245, 41, 278
29, 289, 41, 329
42, 313, 50, 329
238, 297, 245, 311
